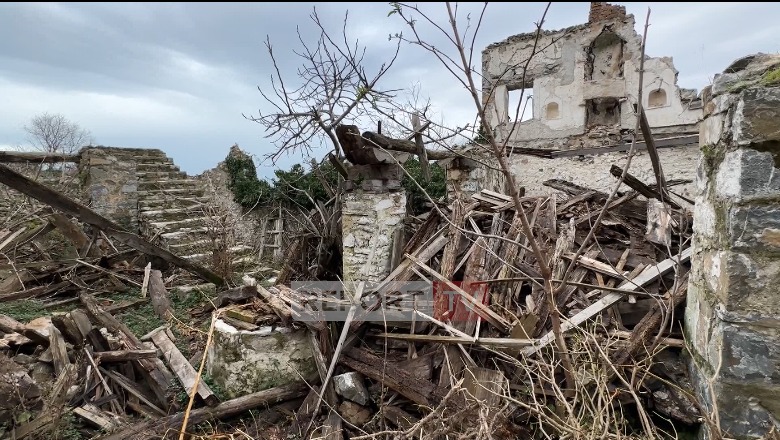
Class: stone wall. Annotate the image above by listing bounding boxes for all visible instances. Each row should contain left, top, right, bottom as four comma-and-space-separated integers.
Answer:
511, 145, 699, 198
686, 53, 780, 439
445, 154, 506, 202
588, 2, 626, 23
79, 147, 142, 232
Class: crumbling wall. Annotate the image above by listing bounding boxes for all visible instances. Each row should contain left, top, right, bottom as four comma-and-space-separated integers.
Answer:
686, 53, 780, 439
510, 146, 699, 198
79, 147, 141, 232
445, 154, 506, 202
482, 2, 700, 146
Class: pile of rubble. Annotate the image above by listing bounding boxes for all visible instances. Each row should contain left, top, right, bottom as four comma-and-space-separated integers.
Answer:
0, 142, 701, 439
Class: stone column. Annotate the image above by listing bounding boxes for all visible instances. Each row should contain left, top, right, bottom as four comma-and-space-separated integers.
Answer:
342, 164, 406, 284
686, 54, 780, 439
79, 147, 139, 232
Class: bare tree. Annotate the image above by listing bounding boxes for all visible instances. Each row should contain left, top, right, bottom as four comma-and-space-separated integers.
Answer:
24, 112, 93, 155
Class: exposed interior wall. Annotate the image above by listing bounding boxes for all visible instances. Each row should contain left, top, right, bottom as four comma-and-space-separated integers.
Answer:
509, 145, 699, 199
79, 147, 141, 232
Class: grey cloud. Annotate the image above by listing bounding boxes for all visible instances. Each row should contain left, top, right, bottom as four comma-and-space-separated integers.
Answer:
0, 2, 778, 177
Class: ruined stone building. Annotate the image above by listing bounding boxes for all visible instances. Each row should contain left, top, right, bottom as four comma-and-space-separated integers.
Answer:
482, 2, 703, 198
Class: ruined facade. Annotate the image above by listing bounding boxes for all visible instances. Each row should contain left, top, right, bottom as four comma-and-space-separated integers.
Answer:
482, 2, 703, 197
686, 53, 780, 439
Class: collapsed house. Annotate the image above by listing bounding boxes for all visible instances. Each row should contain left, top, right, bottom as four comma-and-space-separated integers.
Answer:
0, 3, 779, 439
482, 2, 702, 198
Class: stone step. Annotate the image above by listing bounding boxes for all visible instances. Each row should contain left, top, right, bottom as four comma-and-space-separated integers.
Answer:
167, 239, 214, 256
139, 206, 203, 222
181, 245, 255, 263
136, 156, 174, 165
137, 171, 188, 181
139, 196, 210, 211
144, 217, 206, 234
136, 187, 205, 198
138, 179, 199, 191
160, 227, 211, 244
136, 162, 181, 173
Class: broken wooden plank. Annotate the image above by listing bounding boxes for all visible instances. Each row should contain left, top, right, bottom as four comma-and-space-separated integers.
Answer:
340, 347, 445, 407
80, 293, 175, 409
0, 150, 79, 163
74, 403, 121, 431
148, 327, 219, 406
147, 269, 171, 319
256, 285, 292, 323
95, 349, 160, 363
0, 314, 49, 346
406, 253, 511, 334
522, 247, 692, 355
49, 325, 71, 375
377, 333, 534, 347
0, 164, 224, 285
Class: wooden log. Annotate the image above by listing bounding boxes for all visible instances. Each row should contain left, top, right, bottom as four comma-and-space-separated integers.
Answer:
610, 164, 681, 209
148, 327, 219, 406
48, 213, 101, 257
0, 164, 224, 285
95, 349, 159, 363
361, 130, 455, 160
97, 382, 310, 440
148, 269, 171, 319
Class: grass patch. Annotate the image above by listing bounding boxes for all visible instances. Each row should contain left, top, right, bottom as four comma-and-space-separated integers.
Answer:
762, 67, 780, 86
0, 299, 52, 322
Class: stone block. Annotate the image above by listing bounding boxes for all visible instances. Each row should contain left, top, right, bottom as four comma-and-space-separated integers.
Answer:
333, 371, 370, 405
733, 87, 780, 146
713, 251, 780, 318
715, 149, 779, 198
206, 320, 317, 399
689, 362, 778, 439
720, 322, 780, 383
729, 205, 780, 255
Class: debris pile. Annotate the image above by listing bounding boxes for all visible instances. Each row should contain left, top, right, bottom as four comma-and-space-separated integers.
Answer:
0, 151, 702, 439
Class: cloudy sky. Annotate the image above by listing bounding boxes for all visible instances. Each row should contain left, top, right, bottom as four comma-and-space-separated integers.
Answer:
1, 2, 778, 178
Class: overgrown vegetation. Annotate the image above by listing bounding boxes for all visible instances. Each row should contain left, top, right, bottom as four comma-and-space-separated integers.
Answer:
225, 151, 446, 215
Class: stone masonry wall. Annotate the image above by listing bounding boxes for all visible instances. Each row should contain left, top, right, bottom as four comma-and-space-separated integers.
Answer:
342, 190, 406, 284
588, 2, 626, 23
685, 53, 780, 439
445, 155, 507, 202
79, 147, 142, 232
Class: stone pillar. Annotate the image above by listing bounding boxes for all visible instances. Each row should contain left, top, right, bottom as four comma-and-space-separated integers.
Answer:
79, 147, 139, 232
445, 154, 507, 203
686, 54, 780, 439
342, 164, 406, 284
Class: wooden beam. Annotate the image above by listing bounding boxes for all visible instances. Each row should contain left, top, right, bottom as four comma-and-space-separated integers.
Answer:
0, 164, 224, 285
0, 150, 79, 163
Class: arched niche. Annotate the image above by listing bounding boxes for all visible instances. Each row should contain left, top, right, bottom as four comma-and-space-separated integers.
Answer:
648, 89, 668, 108
546, 102, 560, 120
